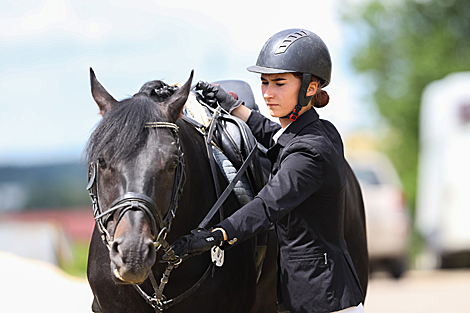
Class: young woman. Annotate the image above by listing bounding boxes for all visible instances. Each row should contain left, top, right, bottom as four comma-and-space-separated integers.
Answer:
170, 29, 365, 313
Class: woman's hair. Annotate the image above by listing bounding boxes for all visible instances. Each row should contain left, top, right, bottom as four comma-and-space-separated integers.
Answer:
293, 73, 329, 108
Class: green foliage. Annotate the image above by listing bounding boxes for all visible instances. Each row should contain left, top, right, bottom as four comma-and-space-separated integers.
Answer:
60, 240, 89, 278
0, 162, 90, 210
341, 0, 470, 214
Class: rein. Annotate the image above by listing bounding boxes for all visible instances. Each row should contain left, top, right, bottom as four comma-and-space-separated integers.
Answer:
87, 113, 257, 312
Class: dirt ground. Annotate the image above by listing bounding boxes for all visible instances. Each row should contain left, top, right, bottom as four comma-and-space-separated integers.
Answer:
364, 269, 470, 313
0, 252, 93, 313
2, 251, 469, 313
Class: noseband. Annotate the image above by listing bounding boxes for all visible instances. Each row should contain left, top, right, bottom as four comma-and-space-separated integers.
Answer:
86, 121, 185, 251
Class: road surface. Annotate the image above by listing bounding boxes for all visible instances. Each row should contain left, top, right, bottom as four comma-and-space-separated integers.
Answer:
364, 269, 470, 312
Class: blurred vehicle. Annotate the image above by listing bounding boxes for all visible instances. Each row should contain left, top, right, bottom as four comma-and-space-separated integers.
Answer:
416, 72, 470, 269
347, 151, 411, 278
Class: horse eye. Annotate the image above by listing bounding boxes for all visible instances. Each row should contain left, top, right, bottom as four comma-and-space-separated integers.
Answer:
169, 159, 178, 171
98, 157, 107, 168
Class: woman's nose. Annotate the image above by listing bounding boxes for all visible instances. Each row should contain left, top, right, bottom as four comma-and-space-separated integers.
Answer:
263, 85, 273, 100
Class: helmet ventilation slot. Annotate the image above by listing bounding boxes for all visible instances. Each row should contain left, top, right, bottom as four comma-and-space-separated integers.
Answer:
275, 30, 308, 54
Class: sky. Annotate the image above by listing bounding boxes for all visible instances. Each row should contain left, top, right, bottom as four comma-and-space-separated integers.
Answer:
0, 0, 376, 165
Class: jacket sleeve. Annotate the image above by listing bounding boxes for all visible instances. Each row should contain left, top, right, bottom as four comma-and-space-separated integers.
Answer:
246, 110, 281, 148
217, 140, 323, 245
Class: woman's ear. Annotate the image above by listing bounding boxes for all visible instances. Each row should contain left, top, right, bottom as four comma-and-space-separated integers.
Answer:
306, 81, 319, 97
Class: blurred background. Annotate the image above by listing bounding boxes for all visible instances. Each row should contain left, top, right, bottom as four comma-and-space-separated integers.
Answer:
1, 0, 469, 312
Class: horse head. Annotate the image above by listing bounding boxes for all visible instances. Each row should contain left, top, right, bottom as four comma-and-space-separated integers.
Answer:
86, 68, 193, 285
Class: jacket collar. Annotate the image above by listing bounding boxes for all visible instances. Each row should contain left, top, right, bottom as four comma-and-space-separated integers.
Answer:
276, 108, 319, 146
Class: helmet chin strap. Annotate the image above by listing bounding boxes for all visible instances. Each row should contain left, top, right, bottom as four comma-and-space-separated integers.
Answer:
282, 73, 313, 121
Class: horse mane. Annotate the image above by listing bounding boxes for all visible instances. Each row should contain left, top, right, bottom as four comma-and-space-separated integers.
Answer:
85, 80, 179, 164
138, 80, 179, 102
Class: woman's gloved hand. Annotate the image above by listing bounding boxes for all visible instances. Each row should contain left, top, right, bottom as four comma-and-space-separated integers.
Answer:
164, 228, 224, 260
195, 81, 243, 113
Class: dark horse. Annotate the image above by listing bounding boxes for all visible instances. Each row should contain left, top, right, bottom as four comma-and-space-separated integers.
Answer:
85, 70, 368, 313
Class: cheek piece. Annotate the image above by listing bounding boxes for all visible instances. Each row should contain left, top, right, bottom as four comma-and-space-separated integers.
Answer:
281, 73, 313, 122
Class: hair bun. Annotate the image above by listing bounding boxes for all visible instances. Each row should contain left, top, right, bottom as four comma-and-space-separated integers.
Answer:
313, 90, 329, 108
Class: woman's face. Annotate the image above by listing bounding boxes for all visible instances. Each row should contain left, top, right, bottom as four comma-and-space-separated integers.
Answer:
261, 73, 302, 118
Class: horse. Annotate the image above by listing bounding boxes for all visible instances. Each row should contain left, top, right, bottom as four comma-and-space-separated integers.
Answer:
85, 70, 368, 313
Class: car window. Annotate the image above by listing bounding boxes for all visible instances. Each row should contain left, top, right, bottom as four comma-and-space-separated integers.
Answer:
353, 168, 381, 185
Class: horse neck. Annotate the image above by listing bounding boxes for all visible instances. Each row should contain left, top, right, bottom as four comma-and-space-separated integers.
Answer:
172, 120, 218, 231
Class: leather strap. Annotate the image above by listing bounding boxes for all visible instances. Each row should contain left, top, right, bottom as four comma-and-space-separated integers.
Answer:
198, 144, 257, 229
205, 107, 224, 221
281, 73, 313, 121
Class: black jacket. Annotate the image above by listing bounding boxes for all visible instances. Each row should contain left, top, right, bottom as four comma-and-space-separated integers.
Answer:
218, 108, 363, 313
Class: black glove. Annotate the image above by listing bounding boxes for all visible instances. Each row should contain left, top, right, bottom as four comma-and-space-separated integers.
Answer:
165, 228, 224, 260
195, 81, 243, 113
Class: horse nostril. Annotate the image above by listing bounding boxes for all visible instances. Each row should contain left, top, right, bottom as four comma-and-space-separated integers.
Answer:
146, 241, 157, 267
110, 240, 124, 267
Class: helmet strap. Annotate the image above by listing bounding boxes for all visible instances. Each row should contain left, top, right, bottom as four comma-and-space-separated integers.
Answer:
282, 73, 313, 121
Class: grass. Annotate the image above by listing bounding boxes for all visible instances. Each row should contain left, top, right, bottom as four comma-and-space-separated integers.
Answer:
60, 240, 89, 278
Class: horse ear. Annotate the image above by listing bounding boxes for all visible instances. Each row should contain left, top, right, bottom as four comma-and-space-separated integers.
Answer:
90, 68, 118, 115
162, 70, 194, 123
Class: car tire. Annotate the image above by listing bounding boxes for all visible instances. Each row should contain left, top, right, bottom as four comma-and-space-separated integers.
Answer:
388, 257, 407, 279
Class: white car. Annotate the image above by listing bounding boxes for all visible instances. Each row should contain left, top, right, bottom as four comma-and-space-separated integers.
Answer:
347, 151, 411, 278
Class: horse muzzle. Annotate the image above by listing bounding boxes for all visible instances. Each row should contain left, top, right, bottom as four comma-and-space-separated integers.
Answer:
110, 260, 153, 285
109, 233, 156, 285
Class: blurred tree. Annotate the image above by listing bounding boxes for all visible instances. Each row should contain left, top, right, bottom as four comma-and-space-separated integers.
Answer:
0, 163, 89, 210
340, 0, 470, 214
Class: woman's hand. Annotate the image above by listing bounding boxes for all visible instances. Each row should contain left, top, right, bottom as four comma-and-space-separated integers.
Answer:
164, 228, 225, 260
195, 81, 243, 113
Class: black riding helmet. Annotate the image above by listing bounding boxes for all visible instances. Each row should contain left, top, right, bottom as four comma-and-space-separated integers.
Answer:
247, 29, 332, 121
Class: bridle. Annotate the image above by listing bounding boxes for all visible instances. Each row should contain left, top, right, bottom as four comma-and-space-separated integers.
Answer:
86, 121, 187, 311
87, 122, 184, 251
87, 113, 257, 312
